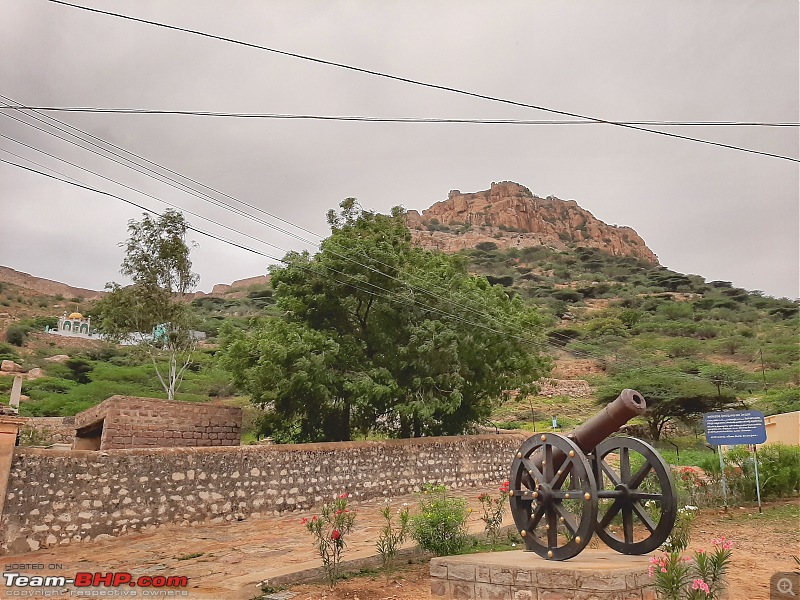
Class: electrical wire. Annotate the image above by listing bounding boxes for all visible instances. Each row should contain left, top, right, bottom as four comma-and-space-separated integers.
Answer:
0, 153, 765, 388
2, 100, 769, 383
2, 106, 798, 127
42, 0, 800, 163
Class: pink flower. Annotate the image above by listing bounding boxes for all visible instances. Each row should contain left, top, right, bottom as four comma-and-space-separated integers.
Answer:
661, 568, 667, 573
301, 517, 308, 525
692, 579, 710, 594
331, 529, 341, 540
338, 493, 349, 499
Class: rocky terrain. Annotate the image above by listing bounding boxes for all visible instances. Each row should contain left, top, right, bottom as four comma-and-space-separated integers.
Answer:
405, 181, 658, 264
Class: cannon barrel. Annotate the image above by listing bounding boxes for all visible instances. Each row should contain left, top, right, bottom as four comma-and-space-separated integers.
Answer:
567, 388, 646, 453
529, 389, 646, 472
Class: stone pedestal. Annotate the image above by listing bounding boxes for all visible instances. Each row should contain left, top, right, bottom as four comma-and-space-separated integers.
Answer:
430, 549, 655, 600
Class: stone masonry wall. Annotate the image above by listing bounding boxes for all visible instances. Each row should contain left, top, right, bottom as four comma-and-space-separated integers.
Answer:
1, 433, 526, 553
73, 396, 241, 449
20, 417, 75, 446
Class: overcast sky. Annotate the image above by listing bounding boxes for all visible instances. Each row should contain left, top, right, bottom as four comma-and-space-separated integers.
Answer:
1, 1, 797, 298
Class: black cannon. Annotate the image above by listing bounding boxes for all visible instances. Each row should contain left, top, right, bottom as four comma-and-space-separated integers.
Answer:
508, 389, 677, 560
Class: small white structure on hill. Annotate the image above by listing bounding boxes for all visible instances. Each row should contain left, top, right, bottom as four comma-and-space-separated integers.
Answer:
46, 311, 101, 339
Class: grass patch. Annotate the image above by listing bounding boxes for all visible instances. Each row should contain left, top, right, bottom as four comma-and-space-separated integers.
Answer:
174, 552, 204, 561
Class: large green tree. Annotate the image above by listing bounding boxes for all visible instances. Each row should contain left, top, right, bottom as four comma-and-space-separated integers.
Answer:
220, 199, 549, 442
95, 210, 199, 401
597, 368, 740, 440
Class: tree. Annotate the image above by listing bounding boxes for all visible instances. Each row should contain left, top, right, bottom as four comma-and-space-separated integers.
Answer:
597, 368, 739, 441
697, 364, 751, 397
220, 199, 549, 442
95, 210, 199, 401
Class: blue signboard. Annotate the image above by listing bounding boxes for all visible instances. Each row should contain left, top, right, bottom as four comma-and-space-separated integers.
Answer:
703, 410, 767, 446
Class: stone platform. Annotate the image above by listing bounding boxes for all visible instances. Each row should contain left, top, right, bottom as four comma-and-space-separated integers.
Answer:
430, 549, 656, 600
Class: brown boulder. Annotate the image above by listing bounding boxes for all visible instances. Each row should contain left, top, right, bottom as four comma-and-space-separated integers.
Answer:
0, 360, 23, 373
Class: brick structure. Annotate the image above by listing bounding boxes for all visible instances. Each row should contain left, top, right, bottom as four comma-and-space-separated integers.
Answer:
71, 396, 241, 450
430, 550, 657, 599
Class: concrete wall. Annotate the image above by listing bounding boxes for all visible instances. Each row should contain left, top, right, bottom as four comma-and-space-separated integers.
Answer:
73, 396, 241, 450
763, 411, 800, 446
0, 434, 525, 553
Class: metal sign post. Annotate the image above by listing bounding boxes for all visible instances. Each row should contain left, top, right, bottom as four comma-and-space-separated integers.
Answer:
753, 445, 763, 514
703, 410, 767, 511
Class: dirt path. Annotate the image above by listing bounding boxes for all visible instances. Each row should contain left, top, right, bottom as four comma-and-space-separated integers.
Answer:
1, 494, 796, 599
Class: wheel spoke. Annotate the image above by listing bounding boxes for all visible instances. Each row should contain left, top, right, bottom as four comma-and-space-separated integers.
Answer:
631, 501, 657, 533
552, 489, 585, 499
598, 499, 622, 529
623, 506, 634, 544
629, 460, 653, 489
549, 458, 571, 489
521, 457, 546, 487
529, 503, 546, 530
545, 444, 554, 482
600, 459, 621, 487
547, 508, 558, 547
630, 492, 663, 500
620, 447, 631, 482
554, 502, 578, 535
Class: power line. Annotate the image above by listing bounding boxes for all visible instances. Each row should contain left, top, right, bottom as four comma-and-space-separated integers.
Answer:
1, 101, 763, 382
0, 154, 762, 388
43, 0, 800, 163
2, 106, 798, 127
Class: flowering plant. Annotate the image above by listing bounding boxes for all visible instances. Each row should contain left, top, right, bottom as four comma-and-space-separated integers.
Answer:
376, 500, 411, 570
650, 536, 732, 599
301, 493, 357, 588
478, 480, 509, 550
660, 505, 698, 552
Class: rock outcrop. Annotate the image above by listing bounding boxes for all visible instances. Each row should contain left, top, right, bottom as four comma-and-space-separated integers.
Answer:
406, 182, 658, 264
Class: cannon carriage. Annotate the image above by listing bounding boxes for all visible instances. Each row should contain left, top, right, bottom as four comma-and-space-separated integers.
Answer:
508, 389, 677, 560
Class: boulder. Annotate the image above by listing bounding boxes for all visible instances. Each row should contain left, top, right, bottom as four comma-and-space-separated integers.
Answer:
44, 355, 70, 363
26, 368, 45, 380
0, 360, 23, 373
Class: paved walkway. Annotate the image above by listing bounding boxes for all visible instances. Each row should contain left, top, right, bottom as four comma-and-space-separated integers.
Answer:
1, 484, 510, 599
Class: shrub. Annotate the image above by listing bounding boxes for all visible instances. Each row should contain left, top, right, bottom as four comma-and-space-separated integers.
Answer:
376, 501, 410, 570
475, 241, 498, 252
410, 484, 468, 556
301, 493, 356, 588
478, 481, 509, 550
649, 536, 732, 600
6, 325, 27, 347
660, 505, 697, 552
757, 443, 800, 498
0, 342, 19, 361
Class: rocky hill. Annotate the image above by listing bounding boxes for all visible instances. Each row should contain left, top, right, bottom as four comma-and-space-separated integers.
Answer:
406, 181, 658, 264
0, 266, 104, 300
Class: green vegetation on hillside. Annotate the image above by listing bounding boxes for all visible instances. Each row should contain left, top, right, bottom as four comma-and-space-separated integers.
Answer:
1, 212, 797, 449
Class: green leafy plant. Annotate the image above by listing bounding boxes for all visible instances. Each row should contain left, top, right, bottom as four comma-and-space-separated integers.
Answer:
660, 505, 697, 552
650, 536, 733, 599
376, 500, 410, 570
301, 494, 356, 589
478, 480, 509, 550
410, 484, 468, 556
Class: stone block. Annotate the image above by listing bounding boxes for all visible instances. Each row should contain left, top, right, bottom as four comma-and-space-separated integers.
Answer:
431, 578, 448, 597
536, 568, 577, 589
513, 590, 536, 600
430, 560, 448, 579
476, 582, 512, 599
576, 572, 627, 591
538, 590, 575, 600
490, 567, 514, 585
449, 580, 476, 599
448, 563, 477, 581
475, 564, 491, 583
575, 592, 622, 600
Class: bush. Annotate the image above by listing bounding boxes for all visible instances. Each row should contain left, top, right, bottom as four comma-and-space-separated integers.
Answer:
6, 325, 27, 347
757, 443, 800, 498
475, 242, 498, 252
410, 484, 468, 556
0, 342, 19, 361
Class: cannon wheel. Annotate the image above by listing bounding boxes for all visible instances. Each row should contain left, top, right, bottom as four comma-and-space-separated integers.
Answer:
509, 433, 597, 560
591, 436, 677, 555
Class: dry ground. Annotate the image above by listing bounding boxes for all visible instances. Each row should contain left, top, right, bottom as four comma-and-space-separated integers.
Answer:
280, 500, 800, 600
